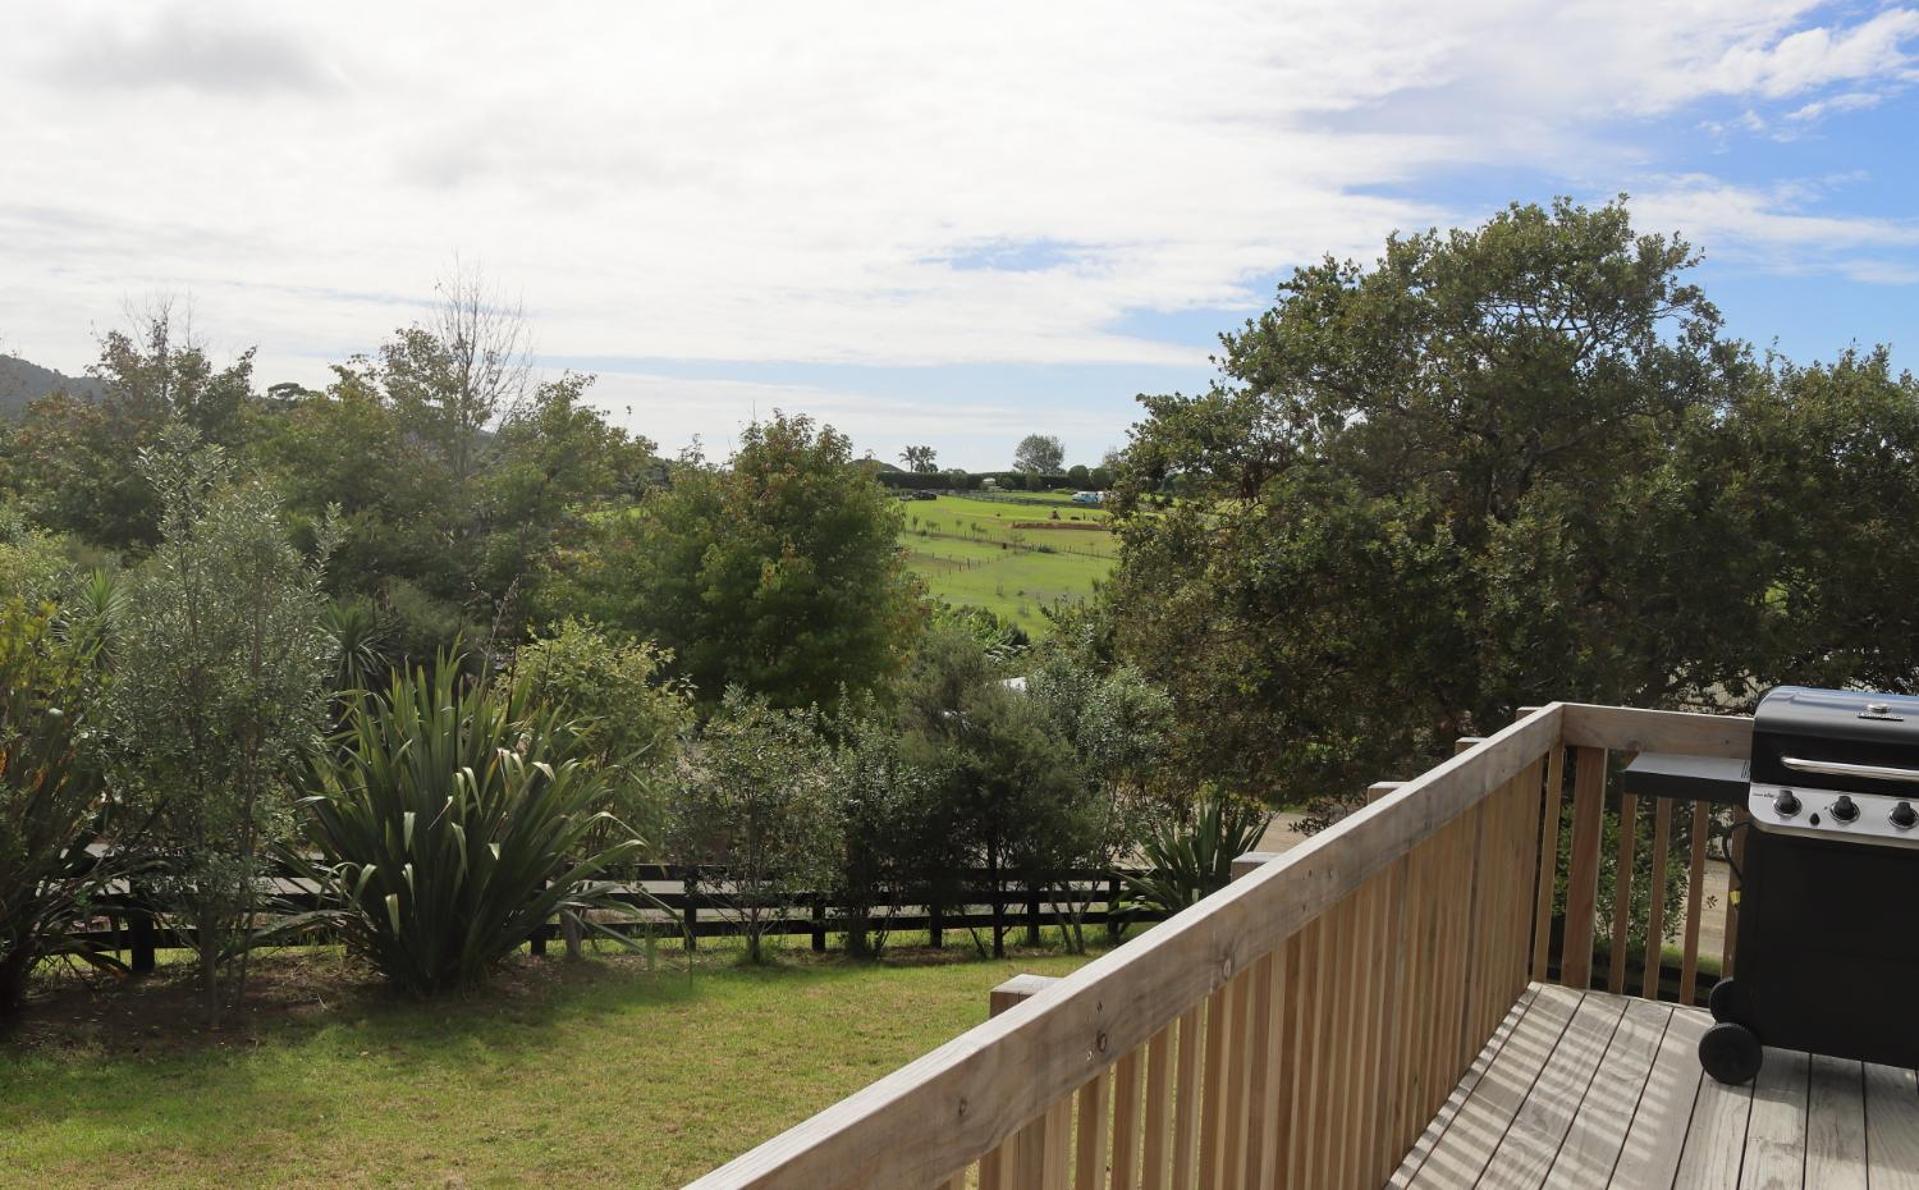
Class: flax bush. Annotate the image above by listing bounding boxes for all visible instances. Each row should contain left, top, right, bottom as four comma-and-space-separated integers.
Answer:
298, 661, 644, 995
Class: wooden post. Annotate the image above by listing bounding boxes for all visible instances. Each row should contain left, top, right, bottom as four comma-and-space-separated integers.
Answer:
1106, 874, 1124, 943
1531, 745, 1566, 981
983, 974, 1066, 1190
811, 898, 828, 953
1642, 798, 1672, 1000
562, 909, 584, 960
1561, 746, 1608, 989
1455, 737, 1485, 755
1231, 851, 1279, 883
990, 972, 1058, 1016
530, 923, 548, 957
1026, 881, 1042, 948
1680, 801, 1709, 1005
1608, 793, 1637, 994
1367, 781, 1404, 805
929, 898, 944, 950
682, 871, 699, 953
128, 893, 157, 975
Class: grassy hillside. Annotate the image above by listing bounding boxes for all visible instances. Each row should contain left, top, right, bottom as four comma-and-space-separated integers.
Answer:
898, 492, 1116, 634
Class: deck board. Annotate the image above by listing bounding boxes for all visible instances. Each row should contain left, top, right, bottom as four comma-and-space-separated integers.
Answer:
1548, 995, 1672, 1188
1404, 983, 1580, 1187
1478, 990, 1626, 1188
1392, 983, 1919, 1189
1806, 1054, 1867, 1190
1738, 1048, 1808, 1190
1864, 1064, 1919, 1189
1610, 999, 1709, 1189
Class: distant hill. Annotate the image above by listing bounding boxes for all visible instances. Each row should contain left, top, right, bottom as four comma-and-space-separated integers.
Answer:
0, 354, 105, 418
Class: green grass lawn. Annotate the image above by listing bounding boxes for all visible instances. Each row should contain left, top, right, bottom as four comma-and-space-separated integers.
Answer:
1, 939, 1101, 1188
899, 493, 1116, 634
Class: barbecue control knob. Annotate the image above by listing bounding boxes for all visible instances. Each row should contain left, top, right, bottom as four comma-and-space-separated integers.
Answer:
1893, 802, 1917, 830
1832, 795, 1861, 823
1774, 789, 1801, 817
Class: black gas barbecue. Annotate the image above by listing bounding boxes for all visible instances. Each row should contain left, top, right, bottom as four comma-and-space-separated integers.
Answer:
1695, 685, 1919, 1084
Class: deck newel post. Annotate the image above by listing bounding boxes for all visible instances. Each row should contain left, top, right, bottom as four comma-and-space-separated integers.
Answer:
980, 973, 1064, 1189
1562, 747, 1609, 989
1230, 852, 1278, 883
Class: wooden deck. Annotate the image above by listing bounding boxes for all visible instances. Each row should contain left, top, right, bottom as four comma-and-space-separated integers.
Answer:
1391, 983, 1919, 1189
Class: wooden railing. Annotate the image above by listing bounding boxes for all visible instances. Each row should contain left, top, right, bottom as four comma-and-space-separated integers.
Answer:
1542, 704, 1751, 1004
690, 701, 1752, 1188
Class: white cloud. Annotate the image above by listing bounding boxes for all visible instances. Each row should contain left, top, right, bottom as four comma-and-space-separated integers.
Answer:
0, 0, 1912, 420
1633, 175, 1919, 281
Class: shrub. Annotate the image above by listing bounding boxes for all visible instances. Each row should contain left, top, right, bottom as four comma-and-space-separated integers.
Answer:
101, 426, 336, 1025
512, 619, 691, 848
0, 601, 120, 1018
298, 661, 644, 995
669, 689, 840, 963
1121, 789, 1272, 917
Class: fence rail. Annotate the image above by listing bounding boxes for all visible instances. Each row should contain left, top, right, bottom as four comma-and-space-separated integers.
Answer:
68, 864, 1165, 969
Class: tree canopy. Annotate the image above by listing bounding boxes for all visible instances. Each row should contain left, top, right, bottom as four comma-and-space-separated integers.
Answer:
558, 411, 925, 709
1013, 433, 1065, 474
1108, 196, 1919, 812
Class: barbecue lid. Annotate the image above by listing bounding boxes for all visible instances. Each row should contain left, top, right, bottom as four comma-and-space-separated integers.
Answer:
1753, 686, 1919, 746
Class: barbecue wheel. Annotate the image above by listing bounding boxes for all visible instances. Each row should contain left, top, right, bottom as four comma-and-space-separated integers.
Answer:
1699, 1022, 1763, 1086
1707, 977, 1750, 1025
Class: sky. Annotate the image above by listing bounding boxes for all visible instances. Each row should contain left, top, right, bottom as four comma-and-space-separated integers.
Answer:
1, 2, 1916, 471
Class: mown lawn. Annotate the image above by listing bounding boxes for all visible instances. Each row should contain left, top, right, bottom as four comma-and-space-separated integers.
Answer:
899, 493, 1116, 633
1, 939, 1102, 1187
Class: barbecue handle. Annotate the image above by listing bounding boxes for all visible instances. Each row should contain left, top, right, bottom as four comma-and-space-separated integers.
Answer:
1779, 755, 1919, 784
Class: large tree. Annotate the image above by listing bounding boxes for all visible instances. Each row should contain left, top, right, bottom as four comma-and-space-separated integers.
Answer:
6, 306, 256, 551
1013, 433, 1065, 474
562, 411, 924, 708
1107, 197, 1769, 808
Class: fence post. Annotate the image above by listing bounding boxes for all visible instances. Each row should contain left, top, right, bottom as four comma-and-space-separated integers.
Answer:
929, 898, 944, 950
1025, 881, 1042, 947
811, 898, 827, 953
682, 869, 699, 953
127, 888, 156, 975
1106, 874, 1124, 943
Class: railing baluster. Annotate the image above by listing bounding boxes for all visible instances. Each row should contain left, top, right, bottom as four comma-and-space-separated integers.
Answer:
1140, 1022, 1173, 1190
1531, 745, 1566, 980
1642, 798, 1673, 1000
1562, 746, 1608, 988
1073, 1064, 1109, 1190
1680, 800, 1709, 1005
1169, 1005, 1202, 1190
1608, 791, 1638, 994
1112, 1033, 1144, 1189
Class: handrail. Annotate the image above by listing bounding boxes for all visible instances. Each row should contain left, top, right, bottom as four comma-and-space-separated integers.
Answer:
690, 704, 1566, 1188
